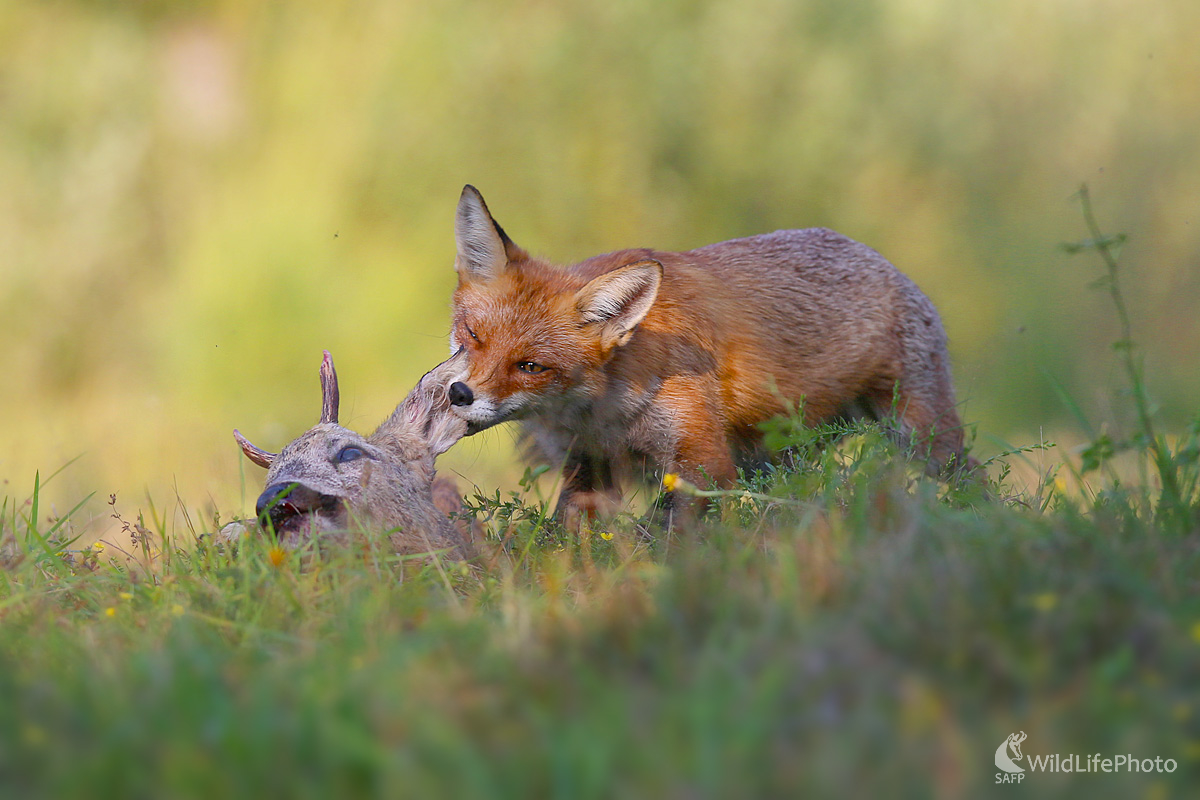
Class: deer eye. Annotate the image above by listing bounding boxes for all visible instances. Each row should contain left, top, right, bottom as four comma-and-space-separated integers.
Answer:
516, 361, 547, 374
336, 445, 366, 463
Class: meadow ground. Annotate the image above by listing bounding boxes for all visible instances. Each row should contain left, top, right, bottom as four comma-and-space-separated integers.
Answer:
2, 401, 1197, 799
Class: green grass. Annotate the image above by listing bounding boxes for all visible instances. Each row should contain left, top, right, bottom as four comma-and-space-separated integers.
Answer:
2, 202, 1198, 798
2, 413, 1197, 798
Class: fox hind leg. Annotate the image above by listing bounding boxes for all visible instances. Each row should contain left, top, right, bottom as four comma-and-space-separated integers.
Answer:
864, 372, 975, 480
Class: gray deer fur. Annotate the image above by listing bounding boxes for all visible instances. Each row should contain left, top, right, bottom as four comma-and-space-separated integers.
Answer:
232, 349, 474, 560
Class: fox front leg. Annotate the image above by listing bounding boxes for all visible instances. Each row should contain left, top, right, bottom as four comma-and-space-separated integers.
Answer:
555, 451, 622, 529
650, 395, 740, 530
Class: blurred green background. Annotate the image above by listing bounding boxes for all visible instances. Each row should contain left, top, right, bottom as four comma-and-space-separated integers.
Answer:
2, 0, 1198, 531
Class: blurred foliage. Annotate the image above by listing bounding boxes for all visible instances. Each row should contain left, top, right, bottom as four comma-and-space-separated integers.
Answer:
1, 0, 1199, 528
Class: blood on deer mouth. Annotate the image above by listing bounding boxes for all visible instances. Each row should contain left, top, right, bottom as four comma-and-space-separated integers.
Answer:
258, 484, 344, 537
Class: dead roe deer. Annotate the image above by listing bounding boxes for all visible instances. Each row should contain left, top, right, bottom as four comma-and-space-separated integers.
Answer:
231, 349, 475, 560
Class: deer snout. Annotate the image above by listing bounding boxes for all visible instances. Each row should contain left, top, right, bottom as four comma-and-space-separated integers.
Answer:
447, 381, 474, 406
256, 481, 341, 533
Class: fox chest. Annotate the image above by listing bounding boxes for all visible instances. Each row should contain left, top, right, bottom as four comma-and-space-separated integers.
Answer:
520, 383, 678, 471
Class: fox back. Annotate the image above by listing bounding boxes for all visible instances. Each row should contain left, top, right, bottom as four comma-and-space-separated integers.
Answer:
445, 186, 972, 522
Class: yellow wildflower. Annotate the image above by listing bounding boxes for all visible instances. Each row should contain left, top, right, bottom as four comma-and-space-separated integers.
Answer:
93, 541, 106, 553
22, 725, 47, 746
1032, 592, 1057, 612
119, 592, 133, 601
268, 546, 287, 568
104, 607, 116, 618
171, 604, 185, 617
662, 473, 680, 492
600, 531, 613, 541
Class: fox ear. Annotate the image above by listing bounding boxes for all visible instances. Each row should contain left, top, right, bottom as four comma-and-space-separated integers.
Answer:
454, 185, 525, 282
575, 260, 662, 350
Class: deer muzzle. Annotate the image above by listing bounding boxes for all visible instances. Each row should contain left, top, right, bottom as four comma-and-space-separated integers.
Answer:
256, 481, 343, 535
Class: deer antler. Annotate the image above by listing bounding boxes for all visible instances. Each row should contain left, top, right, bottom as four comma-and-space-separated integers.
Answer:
1013, 732, 1027, 745
319, 349, 339, 424
234, 429, 277, 468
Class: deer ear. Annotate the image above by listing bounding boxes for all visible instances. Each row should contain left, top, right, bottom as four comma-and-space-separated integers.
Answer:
423, 412, 468, 457
454, 185, 525, 282
234, 429, 276, 469
575, 260, 662, 350
395, 348, 469, 456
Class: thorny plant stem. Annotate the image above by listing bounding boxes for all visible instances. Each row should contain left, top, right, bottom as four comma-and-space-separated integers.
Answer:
665, 474, 811, 508
1077, 184, 1184, 520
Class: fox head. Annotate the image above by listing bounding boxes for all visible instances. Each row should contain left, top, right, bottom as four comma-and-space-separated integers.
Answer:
447, 185, 663, 432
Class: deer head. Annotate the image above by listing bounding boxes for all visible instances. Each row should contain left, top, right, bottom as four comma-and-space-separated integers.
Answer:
233, 349, 473, 559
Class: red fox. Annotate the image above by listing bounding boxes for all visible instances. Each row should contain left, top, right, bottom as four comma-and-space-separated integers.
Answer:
444, 185, 975, 522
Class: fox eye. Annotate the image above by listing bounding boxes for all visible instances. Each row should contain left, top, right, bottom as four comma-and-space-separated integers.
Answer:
464, 323, 480, 342
336, 445, 366, 463
516, 361, 547, 374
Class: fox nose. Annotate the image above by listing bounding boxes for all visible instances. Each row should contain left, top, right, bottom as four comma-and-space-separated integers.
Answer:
448, 381, 474, 407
